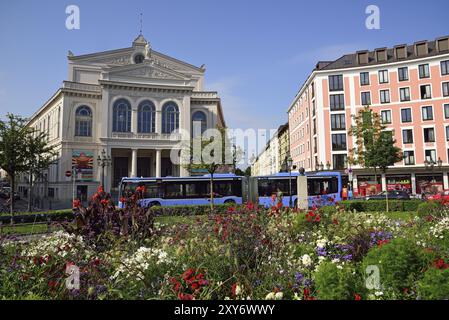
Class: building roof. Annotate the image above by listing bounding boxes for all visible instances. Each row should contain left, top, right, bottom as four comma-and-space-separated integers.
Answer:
315, 36, 449, 71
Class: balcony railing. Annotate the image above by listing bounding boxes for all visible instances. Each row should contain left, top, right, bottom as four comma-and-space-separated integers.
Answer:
111, 132, 182, 140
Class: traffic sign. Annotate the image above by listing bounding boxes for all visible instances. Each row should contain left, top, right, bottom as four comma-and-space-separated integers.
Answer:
65, 170, 72, 177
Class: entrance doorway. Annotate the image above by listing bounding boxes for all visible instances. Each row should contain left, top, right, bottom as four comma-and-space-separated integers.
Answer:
137, 157, 152, 177
113, 157, 128, 188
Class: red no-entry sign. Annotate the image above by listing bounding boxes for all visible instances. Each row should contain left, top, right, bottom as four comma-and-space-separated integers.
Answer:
65, 170, 72, 177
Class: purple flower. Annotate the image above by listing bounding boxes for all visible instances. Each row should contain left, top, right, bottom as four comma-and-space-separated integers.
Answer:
295, 272, 304, 284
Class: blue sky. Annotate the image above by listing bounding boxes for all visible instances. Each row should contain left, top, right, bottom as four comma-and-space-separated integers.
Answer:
0, 0, 448, 134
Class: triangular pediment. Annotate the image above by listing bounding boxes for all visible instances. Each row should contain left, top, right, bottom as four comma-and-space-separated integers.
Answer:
105, 61, 191, 81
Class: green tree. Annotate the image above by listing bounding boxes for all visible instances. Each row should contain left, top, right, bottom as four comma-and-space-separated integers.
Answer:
0, 114, 33, 217
183, 126, 237, 210
24, 130, 57, 212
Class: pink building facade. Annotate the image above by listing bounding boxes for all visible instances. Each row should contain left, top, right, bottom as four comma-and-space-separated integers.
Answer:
288, 36, 449, 196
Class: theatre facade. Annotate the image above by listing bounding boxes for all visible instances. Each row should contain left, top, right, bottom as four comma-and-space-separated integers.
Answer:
19, 35, 225, 205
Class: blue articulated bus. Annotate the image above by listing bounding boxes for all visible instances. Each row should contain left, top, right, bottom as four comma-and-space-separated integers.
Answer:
118, 173, 246, 208
251, 171, 342, 208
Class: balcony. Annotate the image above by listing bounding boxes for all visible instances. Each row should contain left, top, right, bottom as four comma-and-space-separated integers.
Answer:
110, 132, 182, 140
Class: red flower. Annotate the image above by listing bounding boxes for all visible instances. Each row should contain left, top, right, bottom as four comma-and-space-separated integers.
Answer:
100, 199, 109, 206
434, 258, 449, 270
246, 202, 255, 210
97, 185, 104, 193
231, 283, 238, 297
48, 281, 58, 289
315, 215, 321, 222
72, 199, 81, 208
178, 293, 193, 300
276, 201, 283, 209
182, 268, 195, 281
227, 207, 236, 213
354, 294, 362, 300
332, 218, 339, 225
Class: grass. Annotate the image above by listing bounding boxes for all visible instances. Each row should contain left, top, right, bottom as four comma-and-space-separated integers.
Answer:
0, 223, 63, 236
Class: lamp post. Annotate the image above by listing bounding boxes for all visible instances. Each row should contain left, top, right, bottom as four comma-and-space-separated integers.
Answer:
319, 162, 324, 171
287, 155, 293, 208
97, 149, 112, 189
326, 161, 331, 171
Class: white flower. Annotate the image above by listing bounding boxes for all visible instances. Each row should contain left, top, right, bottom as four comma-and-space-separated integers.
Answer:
301, 254, 312, 267
374, 291, 384, 296
265, 292, 275, 300
235, 285, 242, 296
275, 292, 283, 300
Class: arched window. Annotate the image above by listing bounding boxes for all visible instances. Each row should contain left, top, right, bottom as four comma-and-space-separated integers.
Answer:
113, 99, 131, 132
75, 105, 92, 136
192, 111, 207, 136
162, 102, 179, 133
138, 100, 155, 133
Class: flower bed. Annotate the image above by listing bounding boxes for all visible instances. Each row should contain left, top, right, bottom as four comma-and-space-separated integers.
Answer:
1, 188, 448, 300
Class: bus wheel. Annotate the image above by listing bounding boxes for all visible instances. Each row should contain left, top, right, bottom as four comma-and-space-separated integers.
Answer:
224, 199, 236, 204
149, 201, 161, 207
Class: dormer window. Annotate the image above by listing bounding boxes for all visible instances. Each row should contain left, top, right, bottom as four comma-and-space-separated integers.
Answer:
395, 46, 407, 59
134, 53, 145, 64
357, 51, 369, 64
437, 37, 449, 52
375, 48, 387, 62
415, 42, 428, 56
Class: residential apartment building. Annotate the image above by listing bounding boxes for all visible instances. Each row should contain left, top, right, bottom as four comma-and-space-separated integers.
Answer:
287, 36, 449, 196
251, 123, 289, 176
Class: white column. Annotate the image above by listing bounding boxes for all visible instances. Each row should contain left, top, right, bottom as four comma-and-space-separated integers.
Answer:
411, 172, 417, 195
155, 110, 162, 134
131, 108, 138, 134
156, 149, 162, 178
443, 171, 449, 190
381, 173, 387, 191
131, 149, 138, 177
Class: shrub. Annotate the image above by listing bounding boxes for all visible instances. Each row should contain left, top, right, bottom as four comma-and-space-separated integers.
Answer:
148, 203, 236, 217
314, 261, 366, 300
416, 201, 445, 218
340, 200, 422, 212
417, 266, 449, 300
361, 238, 434, 298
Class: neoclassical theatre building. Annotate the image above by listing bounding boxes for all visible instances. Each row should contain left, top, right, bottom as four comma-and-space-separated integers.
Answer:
20, 34, 225, 205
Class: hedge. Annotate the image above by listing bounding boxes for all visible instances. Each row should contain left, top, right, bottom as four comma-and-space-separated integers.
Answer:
338, 199, 423, 212
0, 210, 73, 224
148, 203, 237, 217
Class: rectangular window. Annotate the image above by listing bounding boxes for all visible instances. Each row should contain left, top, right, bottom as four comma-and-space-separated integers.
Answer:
442, 60, 449, 76
329, 75, 343, 91
402, 129, 413, 144
378, 70, 389, 84
446, 126, 449, 141
332, 134, 347, 151
419, 64, 430, 78
404, 151, 415, 165
381, 110, 392, 124
329, 94, 345, 110
401, 108, 412, 122
332, 154, 347, 170
398, 67, 409, 81
420, 85, 432, 99
445, 104, 449, 119
330, 114, 346, 130
443, 82, 449, 97
360, 72, 370, 86
423, 127, 435, 142
400, 87, 411, 101
425, 149, 436, 162
361, 92, 371, 105
422, 106, 433, 120
380, 90, 390, 103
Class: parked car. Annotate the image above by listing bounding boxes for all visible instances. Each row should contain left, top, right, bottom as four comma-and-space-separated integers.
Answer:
426, 190, 449, 202
365, 190, 411, 200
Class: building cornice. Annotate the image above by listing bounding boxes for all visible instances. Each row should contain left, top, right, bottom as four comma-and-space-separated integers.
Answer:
98, 80, 195, 94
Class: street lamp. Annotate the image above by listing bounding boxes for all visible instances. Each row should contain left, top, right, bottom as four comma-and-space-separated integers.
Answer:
319, 162, 324, 171
287, 155, 293, 208
97, 149, 112, 188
